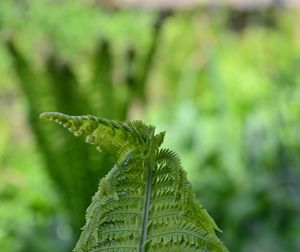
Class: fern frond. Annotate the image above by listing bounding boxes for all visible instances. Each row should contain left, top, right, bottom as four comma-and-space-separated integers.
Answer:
41, 112, 228, 252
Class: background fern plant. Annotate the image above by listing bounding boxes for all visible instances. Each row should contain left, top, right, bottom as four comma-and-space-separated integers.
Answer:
5, 13, 165, 234
40, 112, 228, 252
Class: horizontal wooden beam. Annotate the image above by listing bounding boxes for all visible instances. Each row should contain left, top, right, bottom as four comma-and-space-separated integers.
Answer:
99, 0, 300, 10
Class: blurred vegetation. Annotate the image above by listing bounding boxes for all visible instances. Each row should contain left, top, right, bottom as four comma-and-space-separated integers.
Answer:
0, 1, 300, 251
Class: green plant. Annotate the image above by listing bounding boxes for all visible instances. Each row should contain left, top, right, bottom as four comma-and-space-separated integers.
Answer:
40, 112, 228, 252
5, 11, 164, 234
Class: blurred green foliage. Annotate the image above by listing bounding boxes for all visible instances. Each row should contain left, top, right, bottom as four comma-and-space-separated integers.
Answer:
0, 1, 299, 251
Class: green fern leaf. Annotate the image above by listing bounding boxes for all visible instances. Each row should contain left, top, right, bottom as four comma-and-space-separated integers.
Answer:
40, 112, 228, 252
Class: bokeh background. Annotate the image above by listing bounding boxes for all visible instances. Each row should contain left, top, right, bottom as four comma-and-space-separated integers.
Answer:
1, 1, 300, 251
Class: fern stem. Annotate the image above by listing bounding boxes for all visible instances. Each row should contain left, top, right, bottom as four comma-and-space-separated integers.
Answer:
139, 158, 153, 252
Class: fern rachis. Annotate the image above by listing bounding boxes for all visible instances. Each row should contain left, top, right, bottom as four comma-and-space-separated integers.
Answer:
40, 112, 228, 252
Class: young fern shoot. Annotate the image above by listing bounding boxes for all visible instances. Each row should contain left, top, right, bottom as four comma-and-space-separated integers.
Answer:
40, 112, 228, 252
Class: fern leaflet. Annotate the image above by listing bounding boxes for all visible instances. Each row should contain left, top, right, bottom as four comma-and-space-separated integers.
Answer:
40, 112, 228, 252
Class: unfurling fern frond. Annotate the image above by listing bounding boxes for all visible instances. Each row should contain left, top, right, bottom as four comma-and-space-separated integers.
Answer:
40, 112, 228, 252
